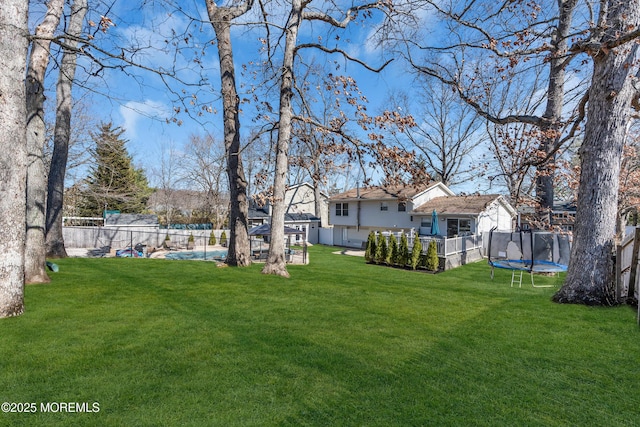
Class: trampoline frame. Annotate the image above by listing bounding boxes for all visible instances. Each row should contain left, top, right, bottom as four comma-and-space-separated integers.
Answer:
488, 229, 568, 288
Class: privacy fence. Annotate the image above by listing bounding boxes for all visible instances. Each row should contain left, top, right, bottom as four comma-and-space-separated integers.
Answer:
616, 226, 640, 323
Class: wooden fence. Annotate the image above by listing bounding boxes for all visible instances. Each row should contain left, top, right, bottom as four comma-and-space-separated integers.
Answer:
615, 227, 640, 324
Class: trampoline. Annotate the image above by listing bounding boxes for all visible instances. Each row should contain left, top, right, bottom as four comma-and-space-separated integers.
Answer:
488, 229, 570, 287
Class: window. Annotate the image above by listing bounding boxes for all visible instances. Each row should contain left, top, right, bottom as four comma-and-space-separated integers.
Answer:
421, 217, 432, 228
447, 218, 472, 237
398, 202, 406, 212
459, 219, 471, 234
380, 202, 389, 211
335, 203, 349, 216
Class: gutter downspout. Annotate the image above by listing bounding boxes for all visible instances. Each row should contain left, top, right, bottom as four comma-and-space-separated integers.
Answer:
356, 183, 361, 232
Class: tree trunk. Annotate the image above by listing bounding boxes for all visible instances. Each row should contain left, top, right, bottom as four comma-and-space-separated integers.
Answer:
535, 0, 578, 220
262, 0, 303, 278
553, 0, 640, 305
46, 0, 87, 258
207, 2, 252, 267
0, 0, 29, 317
25, 0, 64, 283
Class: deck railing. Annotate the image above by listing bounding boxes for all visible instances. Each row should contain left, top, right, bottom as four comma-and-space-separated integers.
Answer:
378, 231, 483, 257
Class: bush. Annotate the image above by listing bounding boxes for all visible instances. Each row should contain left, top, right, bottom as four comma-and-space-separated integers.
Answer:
425, 240, 439, 272
388, 234, 398, 266
410, 237, 422, 270
209, 232, 217, 246
219, 230, 227, 246
398, 233, 409, 267
188, 233, 195, 243
365, 231, 376, 263
375, 233, 388, 265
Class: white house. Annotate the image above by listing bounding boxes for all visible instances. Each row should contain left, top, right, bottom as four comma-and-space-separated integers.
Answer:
328, 183, 516, 268
248, 182, 328, 244
329, 182, 455, 247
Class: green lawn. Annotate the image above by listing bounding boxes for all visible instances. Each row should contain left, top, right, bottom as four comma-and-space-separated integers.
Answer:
1, 245, 639, 426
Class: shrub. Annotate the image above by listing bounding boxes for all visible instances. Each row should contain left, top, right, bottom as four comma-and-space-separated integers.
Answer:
365, 231, 376, 263
188, 233, 195, 243
425, 240, 439, 272
375, 233, 388, 265
209, 232, 217, 246
410, 236, 422, 270
388, 234, 398, 266
219, 230, 227, 246
399, 233, 409, 267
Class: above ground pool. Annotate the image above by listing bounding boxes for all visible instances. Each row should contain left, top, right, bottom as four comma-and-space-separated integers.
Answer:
164, 250, 227, 261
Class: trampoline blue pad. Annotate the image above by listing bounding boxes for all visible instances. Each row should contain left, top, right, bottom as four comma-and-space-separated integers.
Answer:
490, 259, 567, 273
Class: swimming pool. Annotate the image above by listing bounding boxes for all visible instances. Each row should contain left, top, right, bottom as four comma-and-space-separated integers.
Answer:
164, 250, 227, 261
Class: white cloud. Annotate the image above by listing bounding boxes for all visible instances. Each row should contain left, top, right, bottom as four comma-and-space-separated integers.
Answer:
119, 99, 172, 140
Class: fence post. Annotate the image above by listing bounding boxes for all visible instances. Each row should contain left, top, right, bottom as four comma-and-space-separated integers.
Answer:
627, 230, 640, 303
616, 245, 622, 303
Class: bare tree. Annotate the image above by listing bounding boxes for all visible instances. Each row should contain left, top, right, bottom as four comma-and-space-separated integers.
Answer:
181, 134, 229, 229
399, 0, 583, 218
205, 0, 254, 266
386, 83, 485, 188
149, 140, 184, 228
0, 0, 29, 317
46, 0, 88, 258
25, 0, 64, 283
256, 0, 399, 276
554, 0, 640, 304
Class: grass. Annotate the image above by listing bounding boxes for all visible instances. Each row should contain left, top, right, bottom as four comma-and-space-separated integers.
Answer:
1, 244, 639, 426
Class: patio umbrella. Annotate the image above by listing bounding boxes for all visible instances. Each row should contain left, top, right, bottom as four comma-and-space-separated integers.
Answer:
430, 209, 440, 236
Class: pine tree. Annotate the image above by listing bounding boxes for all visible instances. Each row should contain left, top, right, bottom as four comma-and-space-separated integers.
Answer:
80, 123, 151, 216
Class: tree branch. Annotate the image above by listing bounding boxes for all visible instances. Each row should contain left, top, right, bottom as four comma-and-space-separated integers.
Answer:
295, 43, 393, 72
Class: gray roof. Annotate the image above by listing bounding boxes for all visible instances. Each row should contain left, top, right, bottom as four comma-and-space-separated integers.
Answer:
411, 195, 505, 215
249, 223, 304, 235
248, 207, 270, 219
330, 184, 434, 201
285, 213, 321, 222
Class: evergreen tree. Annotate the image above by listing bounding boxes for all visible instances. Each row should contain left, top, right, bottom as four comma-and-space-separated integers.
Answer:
425, 240, 439, 272
410, 236, 422, 270
388, 234, 398, 266
365, 231, 376, 263
80, 123, 151, 216
399, 233, 409, 267
209, 231, 218, 246
375, 232, 388, 265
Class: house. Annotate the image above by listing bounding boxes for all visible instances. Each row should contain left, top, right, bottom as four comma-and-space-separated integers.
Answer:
328, 182, 517, 269
328, 182, 453, 247
518, 200, 576, 232
248, 182, 328, 244
411, 194, 516, 237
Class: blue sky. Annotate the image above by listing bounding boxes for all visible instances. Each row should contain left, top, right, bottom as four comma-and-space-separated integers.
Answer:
57, 1, 417, 188
38, 0, 524, 195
